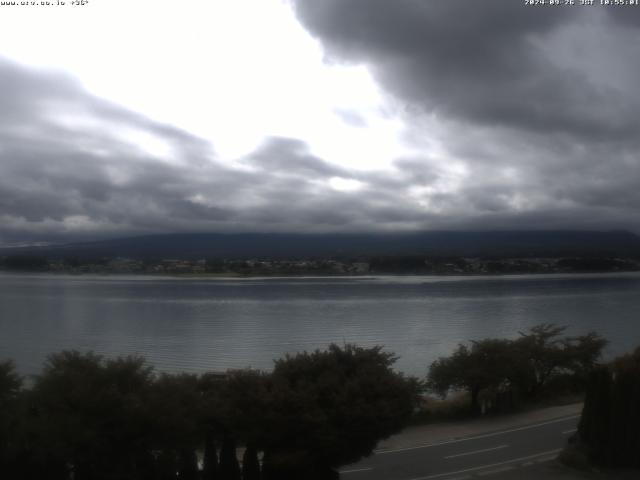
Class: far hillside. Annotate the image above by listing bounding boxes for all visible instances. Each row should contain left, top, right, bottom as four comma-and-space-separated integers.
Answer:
2, 230, 640, 261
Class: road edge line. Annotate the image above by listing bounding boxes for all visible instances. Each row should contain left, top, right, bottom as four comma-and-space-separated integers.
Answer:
376, 415, 579, 454
407, 448, 562, 480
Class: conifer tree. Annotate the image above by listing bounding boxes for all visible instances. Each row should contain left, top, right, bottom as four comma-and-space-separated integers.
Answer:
242, 444, 261, 480
202, 433, 219, 480
218, 435, 241, 480
578, 347, 640, 467
178, 448, 199, 480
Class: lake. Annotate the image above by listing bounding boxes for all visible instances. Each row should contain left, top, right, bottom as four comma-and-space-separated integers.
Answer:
1, 272, 640, 377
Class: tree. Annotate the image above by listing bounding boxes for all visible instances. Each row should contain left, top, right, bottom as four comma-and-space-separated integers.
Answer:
242, 444, 261, 480
0, 360, 21, 400
577, 346, 640, 468
178, 448, 199, 480
202, 432, 219, 480
28, 351, 155, 480
562, 332, 608, 383
515, 324, 606, 396
199, 369, 270, 479
261, 344, 419, 479
199, 372, 231, 480
209, 370, 267, 439
218, 435, 241, 480
514, 323, 568, 396
428, 339, 517, 414
427, 325, 607, 413
577, 366, 612, 463
148, 373, 203, 478
0, 360, 22, 475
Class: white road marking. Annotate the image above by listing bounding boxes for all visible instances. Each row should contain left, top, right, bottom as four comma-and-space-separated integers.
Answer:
407, 448, 562, 480
534, 455, 557, 463
376, 415, 579, 455
477, 465, 514, 476
562, 428, 577, 435
444, 444, 508, 459
339, 467, 373, 474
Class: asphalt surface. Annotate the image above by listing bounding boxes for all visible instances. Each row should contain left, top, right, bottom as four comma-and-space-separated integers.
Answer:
339, 414, 579, 480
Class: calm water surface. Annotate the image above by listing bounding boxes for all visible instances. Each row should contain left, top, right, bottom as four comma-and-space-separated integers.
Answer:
1, 272, 640, 376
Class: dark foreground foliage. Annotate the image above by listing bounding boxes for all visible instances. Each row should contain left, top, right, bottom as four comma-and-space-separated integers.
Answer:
0, 345, 419, 480
427, 324, 607, 414
577, 347, 640, 468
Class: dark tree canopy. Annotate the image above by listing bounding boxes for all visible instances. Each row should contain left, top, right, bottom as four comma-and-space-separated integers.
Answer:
578, 346, 640, 468
0, 344, 420, 480
427, 324, 607, 413
0, 360, 21, 402
262, 344, 420, 475
241, 444, 260, 480
27, 351, 156, 480
428, 339, 516, 413
0, 360, 22, 474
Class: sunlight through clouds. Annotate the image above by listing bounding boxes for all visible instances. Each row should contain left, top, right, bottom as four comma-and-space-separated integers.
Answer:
0, 0, 409, 169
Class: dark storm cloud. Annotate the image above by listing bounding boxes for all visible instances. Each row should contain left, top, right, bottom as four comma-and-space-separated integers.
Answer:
291, 0, 640, 136
287, 0, 640, 231
5, 0, 640, 249
0, 59, 456, 244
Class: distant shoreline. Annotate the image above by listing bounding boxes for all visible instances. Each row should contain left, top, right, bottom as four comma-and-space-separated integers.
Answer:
3, 269, 640, 281
3, 254, 640, 278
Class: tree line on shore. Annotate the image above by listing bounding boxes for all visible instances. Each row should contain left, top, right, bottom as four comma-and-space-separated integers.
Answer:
0, 325, 637, 479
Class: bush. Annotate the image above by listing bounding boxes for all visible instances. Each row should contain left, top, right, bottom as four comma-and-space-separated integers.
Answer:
411, 392, 472, 424
558, 443, 592, 471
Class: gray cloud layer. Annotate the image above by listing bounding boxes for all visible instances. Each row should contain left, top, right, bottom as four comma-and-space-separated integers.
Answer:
0, 59, 435, 244
292, 1, 637, 136
3, 1, 640, 244
289, 0, 640, 229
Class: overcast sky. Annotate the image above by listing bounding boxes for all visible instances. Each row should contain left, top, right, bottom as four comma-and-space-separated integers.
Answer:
1, 0, 640, 245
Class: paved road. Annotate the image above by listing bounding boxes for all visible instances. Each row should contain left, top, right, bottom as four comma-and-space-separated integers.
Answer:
339, 414, 579, 480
